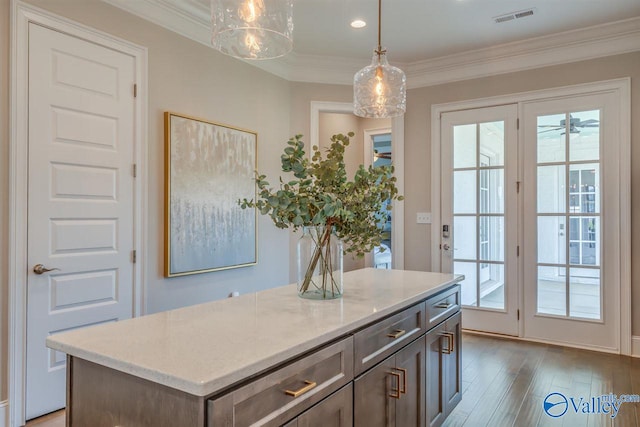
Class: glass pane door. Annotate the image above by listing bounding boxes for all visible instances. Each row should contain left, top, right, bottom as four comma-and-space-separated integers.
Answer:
441, 104, 518, 336
523, 91, 621, 351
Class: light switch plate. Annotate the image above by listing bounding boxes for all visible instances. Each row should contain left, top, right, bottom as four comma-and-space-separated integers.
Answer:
416, 212, 431, 224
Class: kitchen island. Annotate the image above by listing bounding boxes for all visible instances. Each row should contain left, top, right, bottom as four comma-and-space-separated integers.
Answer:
47, 268, 463, 426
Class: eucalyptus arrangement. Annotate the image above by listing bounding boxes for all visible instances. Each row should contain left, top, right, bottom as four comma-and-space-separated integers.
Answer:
239, 132, 403, 299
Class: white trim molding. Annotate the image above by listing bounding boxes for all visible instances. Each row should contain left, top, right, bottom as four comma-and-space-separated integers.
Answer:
0, 401, 7, 427
9, 3, 148, 426
431, 78, 631, 355
632, 336, 640, 358
310, 102, 405, 270
101, 0, 640, 88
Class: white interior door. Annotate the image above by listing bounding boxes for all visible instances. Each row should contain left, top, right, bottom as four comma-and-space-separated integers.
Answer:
522, 92, 621, 351
26, 23, 136, 419
441, 105, 519, 336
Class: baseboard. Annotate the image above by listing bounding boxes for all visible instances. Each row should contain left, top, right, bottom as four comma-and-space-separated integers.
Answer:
631, 336, 640, 357
0, 400, 7, 427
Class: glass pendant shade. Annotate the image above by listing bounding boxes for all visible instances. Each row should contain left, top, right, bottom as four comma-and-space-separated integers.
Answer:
211, 0, 293, 60
354, 52, 406, 118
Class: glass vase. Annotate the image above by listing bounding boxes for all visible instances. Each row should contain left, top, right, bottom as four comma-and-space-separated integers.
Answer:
297, 225, 343, 300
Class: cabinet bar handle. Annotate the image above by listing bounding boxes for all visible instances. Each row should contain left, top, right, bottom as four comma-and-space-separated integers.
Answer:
439, 332, 454, 354
285, 380, 317, 397
395, 367, 407, 394
387, 329, 406, 339
434, 302, 453, 309
388, 371, 402, 399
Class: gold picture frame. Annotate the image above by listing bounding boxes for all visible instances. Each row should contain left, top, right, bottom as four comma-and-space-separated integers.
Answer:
164, 112, 257, 277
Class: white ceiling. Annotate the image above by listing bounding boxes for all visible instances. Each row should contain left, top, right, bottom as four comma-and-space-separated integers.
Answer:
103, 0, 640, 86
289, 0, 640, 63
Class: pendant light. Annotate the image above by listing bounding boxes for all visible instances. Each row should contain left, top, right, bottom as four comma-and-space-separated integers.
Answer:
211, 0, 294, 60
353, 0, 406, 118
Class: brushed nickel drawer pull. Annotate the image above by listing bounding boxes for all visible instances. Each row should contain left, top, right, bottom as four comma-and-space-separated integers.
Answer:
387, 329, 406, 339
388, 371, 402, 399
285, 380, 317, 398
434, 301, 453, 309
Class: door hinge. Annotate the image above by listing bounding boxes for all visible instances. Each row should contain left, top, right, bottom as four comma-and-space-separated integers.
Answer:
133, 163, 137, 178
517, 246, 520, 257
132, 250, 137, 263
133, 83, 138, 98
516, 181, 521, 193
517, 309, 520, 320
517, 118, 520, 129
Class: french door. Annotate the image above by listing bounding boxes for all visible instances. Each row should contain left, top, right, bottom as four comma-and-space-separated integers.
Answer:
522, 92, 621, 351
440, 89, 624, 350
441, 105, 519, 336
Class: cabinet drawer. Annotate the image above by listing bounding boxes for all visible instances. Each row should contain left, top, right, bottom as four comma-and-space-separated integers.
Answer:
425, 285, 460, 329
353, 302, 425, 376
207, 337, 353, 427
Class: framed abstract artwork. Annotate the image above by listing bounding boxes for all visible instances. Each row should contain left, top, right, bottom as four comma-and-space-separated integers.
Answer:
164, 112, 257, 277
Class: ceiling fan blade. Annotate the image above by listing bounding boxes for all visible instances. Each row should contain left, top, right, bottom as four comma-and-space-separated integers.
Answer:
578, 119, 599, 127
538, 127, 563, 134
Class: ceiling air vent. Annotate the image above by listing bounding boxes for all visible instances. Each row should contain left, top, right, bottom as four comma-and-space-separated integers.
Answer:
493, 8, 536, 24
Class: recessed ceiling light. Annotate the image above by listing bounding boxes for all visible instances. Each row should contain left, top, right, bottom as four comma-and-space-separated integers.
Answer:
350, 19, 367, 29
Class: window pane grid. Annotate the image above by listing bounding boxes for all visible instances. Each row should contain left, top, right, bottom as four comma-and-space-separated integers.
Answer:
453, 120, 506, 311
535, 110, 601, 320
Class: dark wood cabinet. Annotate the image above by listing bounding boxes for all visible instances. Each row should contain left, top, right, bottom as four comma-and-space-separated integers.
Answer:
284, 384, 353, 427
426, 311, 461, 427
354, 336, 425, 427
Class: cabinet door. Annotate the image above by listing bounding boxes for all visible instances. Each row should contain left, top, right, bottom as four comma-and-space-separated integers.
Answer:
443, 312, 462, 415
425, 324, 446, 427
297, 383, 353, 427
395, 336, 426, 427
354, 354, 396, 427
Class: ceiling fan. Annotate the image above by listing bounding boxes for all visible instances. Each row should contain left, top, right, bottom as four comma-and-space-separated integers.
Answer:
374, 150, 392, 160
537, 115, 599, 135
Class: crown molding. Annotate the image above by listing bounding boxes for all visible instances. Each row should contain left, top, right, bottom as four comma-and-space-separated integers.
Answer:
101, 0, 640, 89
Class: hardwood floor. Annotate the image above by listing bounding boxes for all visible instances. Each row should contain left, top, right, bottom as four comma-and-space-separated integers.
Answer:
24, 333, 640, 427
444, 333, 640, 427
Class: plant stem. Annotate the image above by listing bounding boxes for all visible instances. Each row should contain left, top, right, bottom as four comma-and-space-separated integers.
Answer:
299, 225, 340, 297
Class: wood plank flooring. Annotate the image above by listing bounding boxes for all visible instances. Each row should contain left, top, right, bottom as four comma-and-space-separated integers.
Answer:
444, 333, 640, 427
25, 333, 640, 427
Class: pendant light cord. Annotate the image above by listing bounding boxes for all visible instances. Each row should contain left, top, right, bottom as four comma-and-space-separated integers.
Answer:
375, 0, 386, 56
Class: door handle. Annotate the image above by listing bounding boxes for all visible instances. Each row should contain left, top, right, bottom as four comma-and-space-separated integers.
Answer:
442, 244, 451, 251
395, 367, 407, 394
387, 329, 406, 339
33, 264, 60, 275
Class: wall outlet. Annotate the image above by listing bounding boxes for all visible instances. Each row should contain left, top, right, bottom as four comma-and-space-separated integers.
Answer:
416, 212, 431, 224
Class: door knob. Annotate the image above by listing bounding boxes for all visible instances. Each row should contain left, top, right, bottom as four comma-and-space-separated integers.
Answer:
442, 244, 451, 251
33, 264, 60, 275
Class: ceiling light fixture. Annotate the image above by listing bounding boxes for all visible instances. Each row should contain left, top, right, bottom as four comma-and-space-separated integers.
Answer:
350, 19, 367, 29
211, 0, 294, 60
353, 0, 406, 118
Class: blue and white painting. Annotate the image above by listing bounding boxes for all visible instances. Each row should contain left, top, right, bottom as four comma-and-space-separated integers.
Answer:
166, 113, 256, 276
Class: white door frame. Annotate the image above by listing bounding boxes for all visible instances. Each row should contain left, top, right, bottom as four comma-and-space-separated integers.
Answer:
9, 3, 148, 425
363, 127, 393, 268
310, 101, 405, 269
430, 78, 631, 354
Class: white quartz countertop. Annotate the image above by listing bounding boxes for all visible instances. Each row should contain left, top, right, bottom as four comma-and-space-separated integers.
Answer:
47, 268, 461, 397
